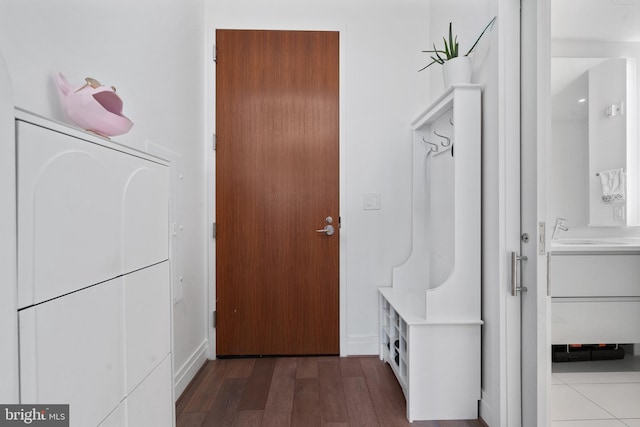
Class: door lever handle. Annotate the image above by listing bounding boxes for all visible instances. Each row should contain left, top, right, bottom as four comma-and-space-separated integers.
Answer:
511, 252, 528, 296
316, 225, 335, 236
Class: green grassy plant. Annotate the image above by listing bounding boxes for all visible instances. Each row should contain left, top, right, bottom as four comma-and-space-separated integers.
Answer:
419, 17, 496, 72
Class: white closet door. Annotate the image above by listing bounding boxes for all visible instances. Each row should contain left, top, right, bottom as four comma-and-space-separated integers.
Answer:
17, 122, 120, 307
19, 278, 125, 427
127, 356, 173, 427
124, 261, 171, 393
99, 356, 173, 427
121, 158, 169, 273
98, 403, 127, 427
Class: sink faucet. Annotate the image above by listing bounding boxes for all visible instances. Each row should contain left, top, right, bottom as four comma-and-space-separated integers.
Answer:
552, 217, 568, 240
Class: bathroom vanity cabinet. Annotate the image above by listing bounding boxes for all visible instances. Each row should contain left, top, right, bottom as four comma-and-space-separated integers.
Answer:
15, 110, 174, 427
550, 248, 640, 345
378, 85, 482, 422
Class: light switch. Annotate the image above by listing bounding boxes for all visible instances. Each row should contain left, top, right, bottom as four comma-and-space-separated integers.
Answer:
363, 193, 381, 210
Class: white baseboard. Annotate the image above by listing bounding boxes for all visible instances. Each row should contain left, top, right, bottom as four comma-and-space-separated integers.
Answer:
479, 389, 495, 427
173, 340, 208, 400
345, 334, 378, 356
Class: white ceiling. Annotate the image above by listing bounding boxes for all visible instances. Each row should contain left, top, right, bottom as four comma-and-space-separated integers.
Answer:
551, 0, 640, 42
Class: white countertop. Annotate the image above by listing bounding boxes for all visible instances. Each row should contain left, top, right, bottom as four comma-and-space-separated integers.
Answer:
551, 238, 640, 253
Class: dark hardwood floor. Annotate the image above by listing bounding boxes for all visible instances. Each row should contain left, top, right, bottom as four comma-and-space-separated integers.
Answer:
176, 356, 487, 427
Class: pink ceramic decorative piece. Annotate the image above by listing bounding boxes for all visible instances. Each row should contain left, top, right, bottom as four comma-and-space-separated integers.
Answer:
54, 73, 133, 137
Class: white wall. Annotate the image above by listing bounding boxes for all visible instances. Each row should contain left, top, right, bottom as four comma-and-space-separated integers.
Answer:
0, 0, 208, 398
205, 0, 429, 356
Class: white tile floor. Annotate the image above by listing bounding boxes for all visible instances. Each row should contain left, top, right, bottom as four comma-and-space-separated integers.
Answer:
551, 349, 640, 427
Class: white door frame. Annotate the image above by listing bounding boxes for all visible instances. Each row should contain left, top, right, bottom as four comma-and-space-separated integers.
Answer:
521, 0, 551, 425
205, 24, 349, 359
503, 0, 524, 423
473, 0, 528, 425
478, 1, 525, 425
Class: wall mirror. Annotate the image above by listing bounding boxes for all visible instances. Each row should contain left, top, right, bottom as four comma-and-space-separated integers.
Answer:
549, 0, 640, 228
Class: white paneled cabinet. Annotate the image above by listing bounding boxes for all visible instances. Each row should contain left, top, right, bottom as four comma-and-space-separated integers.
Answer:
124, 263, 172, 394
0, 50, 18, 405
19, 276, 125, 426
17, 121, 121, 307
127, 356, 174, 427
550, 253, 640, 297
15, 110, 173, 427
98, 356, 173, 427
551, 251, 640, 344
17, 120, 169, 308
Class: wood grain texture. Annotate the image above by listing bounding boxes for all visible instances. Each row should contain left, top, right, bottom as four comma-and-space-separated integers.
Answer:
177, 357, 487, 427
175, 412, 207, 427
179, 360, 229, 413
216, 29, 340, 356
343, 377, 380, 427
264, 358, 296, 413
261, 410, 292, 427
201, 377, 247, 427
292, 378, 322, 427
295, 356, 319, 378
359, 357, 412, 427
317, 360, 348, 423
338, 357, 364, 378
232, 411, 263, 427
239, 358, 277, 410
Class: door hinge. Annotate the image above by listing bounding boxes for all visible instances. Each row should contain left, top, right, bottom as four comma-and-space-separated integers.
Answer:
213, 44, 217, 62
212, 222, 217, 239
213, 133, 217, 150
212, 310, 217, 328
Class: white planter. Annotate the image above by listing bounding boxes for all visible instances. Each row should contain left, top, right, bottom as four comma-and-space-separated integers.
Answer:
442, 56, 472, 89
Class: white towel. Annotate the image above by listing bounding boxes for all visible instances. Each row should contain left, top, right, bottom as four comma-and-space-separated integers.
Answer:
599, 168, 626, 203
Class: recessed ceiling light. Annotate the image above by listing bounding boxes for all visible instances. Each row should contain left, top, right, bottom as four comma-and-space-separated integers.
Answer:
578, 98, 587, 103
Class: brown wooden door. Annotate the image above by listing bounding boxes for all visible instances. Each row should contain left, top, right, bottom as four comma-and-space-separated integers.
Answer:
215, 30, 339, 356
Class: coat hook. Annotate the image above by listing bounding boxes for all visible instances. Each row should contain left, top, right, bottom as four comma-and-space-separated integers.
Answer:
449, 117, 454, 126
433, 129, 451, 147
422, 136, 439, 152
